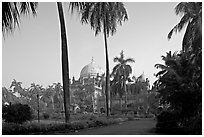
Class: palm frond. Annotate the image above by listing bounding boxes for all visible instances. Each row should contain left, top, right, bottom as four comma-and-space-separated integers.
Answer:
155, 70, 167, 77
69, 2, 86, 14
113, 57, 120, 62
79, 2, 128, 37
168, 14, 190, 39
2, 2, 38, 37
111, 63, 121, 76
125, 58, 135, 63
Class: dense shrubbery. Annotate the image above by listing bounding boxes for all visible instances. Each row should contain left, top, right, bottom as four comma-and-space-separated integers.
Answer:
154, 2, 202, 135
43, 113, 50, 120
2, 103, 33, 124
156, 111, 178, 129
2, 116, 123, 135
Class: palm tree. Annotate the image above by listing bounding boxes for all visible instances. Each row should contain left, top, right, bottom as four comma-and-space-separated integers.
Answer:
154, 51, 202, 128
2, 2, 85, 123
56, 2, 71, 123
29, 83, 43, 123
10, 79, 22, 94
111, 50, 135, 109
168, 2, 202, 52
78, 2, 128, 116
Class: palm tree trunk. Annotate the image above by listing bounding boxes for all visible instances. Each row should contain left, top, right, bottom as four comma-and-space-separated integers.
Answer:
124, 76, 127, 109
57, 2, 70, 123
103, 19, 111, 117
37, 93, 40, 123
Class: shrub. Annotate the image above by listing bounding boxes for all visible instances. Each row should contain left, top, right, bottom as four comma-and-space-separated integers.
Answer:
156, 111, 178, 129
189, 114, 202, 135
2, 103, 33, 124
42, 113, 50, 120
2, 115, 124, 134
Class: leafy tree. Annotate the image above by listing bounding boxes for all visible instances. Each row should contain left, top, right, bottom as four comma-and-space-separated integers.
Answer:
53, 82, 64, 113
2, 87, 20, 105
73, 84, 94, 112
77, 2, 128, 116
154, 51, 201, 130
155, 3, 202, 134
3, 103, 33, 124
111, 50, 135, 109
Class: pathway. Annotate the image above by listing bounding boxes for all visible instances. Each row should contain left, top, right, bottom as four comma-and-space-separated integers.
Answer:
55, 118, 159, 135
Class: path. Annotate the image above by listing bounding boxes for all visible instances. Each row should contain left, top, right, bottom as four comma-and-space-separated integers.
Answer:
56, 118, 158, 135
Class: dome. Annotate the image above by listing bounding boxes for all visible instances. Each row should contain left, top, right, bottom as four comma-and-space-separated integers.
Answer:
137, 72, 146, 82
80, 60, 104, 79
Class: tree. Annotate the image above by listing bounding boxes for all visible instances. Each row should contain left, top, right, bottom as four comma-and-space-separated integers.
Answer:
2, 2, 85, 123
2, 87, 20, 105
168, 2, 202, 52
78, 2, 128, 116
111, 50, 135, 109
3, 103, 33, 124
154, 51, 202, 130
9, 79, 29, 104
29, 83, 43, 123
53, 82, 64, 113
57, 2, 71, 123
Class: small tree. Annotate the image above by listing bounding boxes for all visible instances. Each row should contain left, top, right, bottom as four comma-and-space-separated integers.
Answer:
2, 103, 33, 124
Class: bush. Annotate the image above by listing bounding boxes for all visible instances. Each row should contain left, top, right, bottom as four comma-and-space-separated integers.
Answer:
2, 103, 33, 124
42, 113, 50, 120
156, 111, 178, 129
189, 114, 202, 135
2, 115, 125, 135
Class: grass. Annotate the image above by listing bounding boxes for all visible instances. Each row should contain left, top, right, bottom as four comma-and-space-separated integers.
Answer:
2, 113, 127, 135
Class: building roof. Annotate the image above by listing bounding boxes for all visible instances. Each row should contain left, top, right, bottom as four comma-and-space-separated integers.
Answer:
80, 59, 104, 79
137, 72, 146, 82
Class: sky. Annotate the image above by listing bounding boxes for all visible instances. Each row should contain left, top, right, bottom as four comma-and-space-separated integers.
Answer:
2, 2, 185, 88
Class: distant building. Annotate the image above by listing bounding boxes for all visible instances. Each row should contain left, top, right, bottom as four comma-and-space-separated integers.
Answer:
70, 59, 151, 114
70, 59, 105, 113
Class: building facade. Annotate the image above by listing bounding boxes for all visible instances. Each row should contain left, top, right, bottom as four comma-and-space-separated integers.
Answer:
70, 59, 152, 114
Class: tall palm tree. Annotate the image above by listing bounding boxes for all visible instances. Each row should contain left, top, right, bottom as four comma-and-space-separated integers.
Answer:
111, 50, 135, 109
168, 2, 202, 52
2, 2, 85, 123
78, 2, 128, 116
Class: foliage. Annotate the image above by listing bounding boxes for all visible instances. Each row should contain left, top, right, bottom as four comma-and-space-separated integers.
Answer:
147, 91, 159, 115
75, 2, 128, 116
2, 115, 124, 135
111, 50, 135, 98
156, 111, 178, 129
2, 103, 33, 124
168, 2, 202, 52
154, 51, 201, 128
2, 87, 21, 105
78, 2, 128, 37
73, 84, 94, 111
2, 2, 38, 37
155, 3, 202, 133
42, 113, 50, 120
